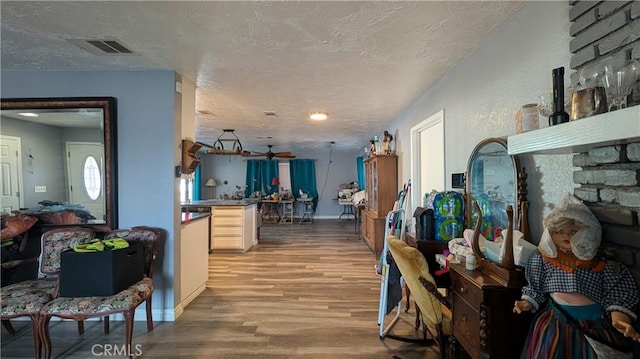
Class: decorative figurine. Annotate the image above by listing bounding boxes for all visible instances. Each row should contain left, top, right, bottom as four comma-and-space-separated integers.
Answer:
513, 194, 639, 358
383, 130, 393, 155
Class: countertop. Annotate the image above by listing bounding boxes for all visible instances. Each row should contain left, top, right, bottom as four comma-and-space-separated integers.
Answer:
182, 199, 260, 207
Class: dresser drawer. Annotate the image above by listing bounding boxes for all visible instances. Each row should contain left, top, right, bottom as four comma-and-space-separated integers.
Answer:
453, 293, 481, 359
212, 216, 243, 226
451, 271, 483, 307
212, 226, 242, 236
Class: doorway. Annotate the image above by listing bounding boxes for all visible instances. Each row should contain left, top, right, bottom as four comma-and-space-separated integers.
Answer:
410, 110, 445, 219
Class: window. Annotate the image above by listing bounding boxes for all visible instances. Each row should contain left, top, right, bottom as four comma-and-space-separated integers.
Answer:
83, 156, 101, 200
180, 178, 194, 202
278, 162, 291, 192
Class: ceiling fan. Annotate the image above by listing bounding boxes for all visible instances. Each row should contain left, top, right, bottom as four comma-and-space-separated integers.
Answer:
242, 145, 296, 160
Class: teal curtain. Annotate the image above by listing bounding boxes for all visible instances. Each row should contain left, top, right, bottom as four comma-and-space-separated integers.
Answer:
245, 160, 279, 197
193, 166, 202, 200
356, 156, 365, 190
290, 159, 319, 211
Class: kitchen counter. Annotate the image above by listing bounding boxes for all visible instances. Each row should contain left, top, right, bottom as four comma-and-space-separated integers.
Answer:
182, 199, 261, 207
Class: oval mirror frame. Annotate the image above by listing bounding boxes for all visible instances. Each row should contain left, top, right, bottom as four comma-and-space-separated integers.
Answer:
1, 97, 118, 230
465, 137, 528, 240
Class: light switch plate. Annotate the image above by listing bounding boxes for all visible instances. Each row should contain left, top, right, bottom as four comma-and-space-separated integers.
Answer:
35, 185, 47, 193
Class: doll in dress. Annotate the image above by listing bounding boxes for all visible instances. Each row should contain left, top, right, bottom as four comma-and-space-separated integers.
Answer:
513, 194, 640, 358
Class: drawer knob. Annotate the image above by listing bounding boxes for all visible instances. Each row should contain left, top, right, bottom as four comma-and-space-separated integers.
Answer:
462, 313, 468, 322
459, 286, 466, 293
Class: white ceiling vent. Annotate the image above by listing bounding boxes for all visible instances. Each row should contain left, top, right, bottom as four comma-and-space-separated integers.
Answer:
67, 38, 137, 56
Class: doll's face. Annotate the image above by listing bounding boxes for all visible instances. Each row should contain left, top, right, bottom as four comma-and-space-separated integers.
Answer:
550, 221, 582, 253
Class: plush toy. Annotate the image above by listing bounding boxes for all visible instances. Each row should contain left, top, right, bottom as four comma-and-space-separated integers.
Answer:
513, 193, 640, 358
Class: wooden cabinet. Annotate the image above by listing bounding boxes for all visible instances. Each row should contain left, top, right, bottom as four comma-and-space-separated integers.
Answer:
449, 263, 532, 359
361, 155, 397, 256
211, 204, 257, 252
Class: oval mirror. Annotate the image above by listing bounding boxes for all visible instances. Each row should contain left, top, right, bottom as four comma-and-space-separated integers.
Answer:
0, 97, 117, 230
465, 137, 527, 240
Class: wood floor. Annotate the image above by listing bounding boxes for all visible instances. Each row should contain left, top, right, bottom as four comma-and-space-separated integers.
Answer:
1, 220, 441, 358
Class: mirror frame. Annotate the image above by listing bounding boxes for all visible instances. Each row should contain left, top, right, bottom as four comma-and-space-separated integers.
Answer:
464, 137, 528, 239
0, 97, 118, 229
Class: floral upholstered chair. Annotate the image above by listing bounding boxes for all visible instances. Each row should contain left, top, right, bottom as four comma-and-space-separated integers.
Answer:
1, 227, 95, 358
39, 226, 162, 359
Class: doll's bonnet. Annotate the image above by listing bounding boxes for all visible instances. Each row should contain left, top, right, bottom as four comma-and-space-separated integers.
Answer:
538, 193, 601, 260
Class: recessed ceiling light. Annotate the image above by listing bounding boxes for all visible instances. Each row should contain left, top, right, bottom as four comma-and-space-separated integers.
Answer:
309, 111, 328, 121
18, 112, 39, 117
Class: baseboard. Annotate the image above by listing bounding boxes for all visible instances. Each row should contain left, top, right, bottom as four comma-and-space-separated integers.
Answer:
179, 284, 206, 310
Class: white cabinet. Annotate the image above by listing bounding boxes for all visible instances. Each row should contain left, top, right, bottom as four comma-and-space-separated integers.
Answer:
211, 204, 257, 252
180, 216, 209, 307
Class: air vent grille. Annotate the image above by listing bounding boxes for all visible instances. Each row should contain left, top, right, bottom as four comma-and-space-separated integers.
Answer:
67, 38, 137, 56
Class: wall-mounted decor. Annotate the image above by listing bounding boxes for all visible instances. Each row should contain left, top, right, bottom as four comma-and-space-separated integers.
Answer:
181, 139, 202, 174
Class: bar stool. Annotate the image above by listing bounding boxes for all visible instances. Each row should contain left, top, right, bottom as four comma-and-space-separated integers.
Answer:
298, 198, 313, 224
261, 200, 280, 223
279, 200, 295, 224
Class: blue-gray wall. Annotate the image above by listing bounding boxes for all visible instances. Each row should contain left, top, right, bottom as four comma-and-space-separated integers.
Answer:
200, 147, 362, 218
1, 70, 179, 319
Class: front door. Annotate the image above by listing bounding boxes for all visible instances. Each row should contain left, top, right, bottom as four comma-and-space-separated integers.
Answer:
66, 142, 105, 223
0, 135, 24, 212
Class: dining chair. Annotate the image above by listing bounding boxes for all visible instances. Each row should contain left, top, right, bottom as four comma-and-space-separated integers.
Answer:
39, 226, 162, 359
0, 227, 95, 358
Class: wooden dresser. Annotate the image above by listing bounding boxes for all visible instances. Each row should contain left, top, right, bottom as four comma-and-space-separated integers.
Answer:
449, 263, 532, 359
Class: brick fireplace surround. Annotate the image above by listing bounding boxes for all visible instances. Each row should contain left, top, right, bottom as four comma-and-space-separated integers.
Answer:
573, 141, 640, 284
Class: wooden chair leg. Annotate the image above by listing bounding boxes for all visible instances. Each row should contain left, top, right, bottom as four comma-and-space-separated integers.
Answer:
77, 320, 84, 334
39, 316, 52, 359
124, 310, 135, 359
2, 319, 16, 335
30, 315, 41, 359
104, 315, 110, 334
145, 297, 153, 332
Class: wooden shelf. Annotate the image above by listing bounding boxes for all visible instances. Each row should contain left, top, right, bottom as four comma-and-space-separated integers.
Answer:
507, 105, 640, 155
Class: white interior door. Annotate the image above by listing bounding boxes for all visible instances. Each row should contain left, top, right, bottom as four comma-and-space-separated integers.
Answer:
0, 135, 24, 212
66, 142, 105, 223
410, 110, 445, 224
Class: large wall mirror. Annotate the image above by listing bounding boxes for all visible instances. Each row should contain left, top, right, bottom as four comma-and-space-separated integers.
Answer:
465, 137, 528, 241
1, 97, 118, 229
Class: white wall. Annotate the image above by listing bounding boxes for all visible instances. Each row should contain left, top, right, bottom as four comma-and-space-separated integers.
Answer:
391, 1, 575, 240
1, 70, 181, 320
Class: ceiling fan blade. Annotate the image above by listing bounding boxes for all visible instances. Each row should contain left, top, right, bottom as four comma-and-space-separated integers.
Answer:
273, 151, 293, 156
275, 154, 296, 159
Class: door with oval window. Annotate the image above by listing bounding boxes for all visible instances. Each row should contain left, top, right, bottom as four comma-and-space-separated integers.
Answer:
65, 142, 104, 223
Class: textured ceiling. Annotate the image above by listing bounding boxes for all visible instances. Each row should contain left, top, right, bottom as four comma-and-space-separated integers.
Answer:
1, 1, 523, 152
